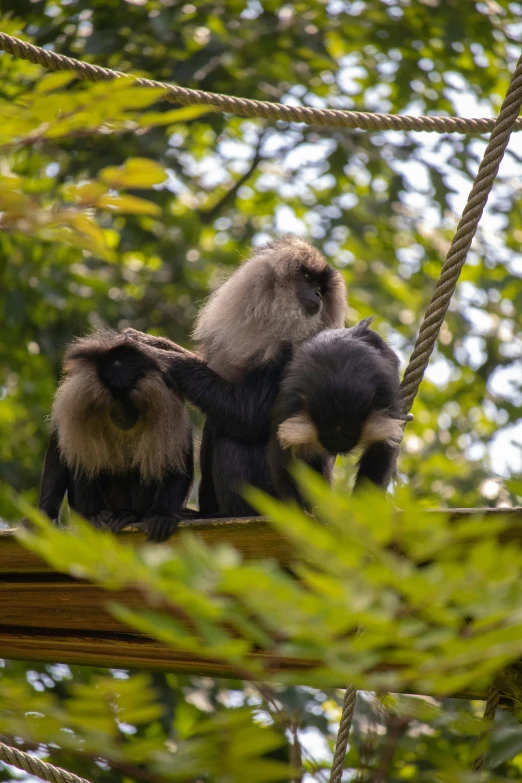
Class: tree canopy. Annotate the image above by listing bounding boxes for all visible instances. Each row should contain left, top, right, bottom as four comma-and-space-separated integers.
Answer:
2, 1, 522, 780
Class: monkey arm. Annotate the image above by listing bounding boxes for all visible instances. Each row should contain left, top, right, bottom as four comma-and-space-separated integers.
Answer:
268, 436, 307, 506
268, 427, 335, 510
145, 442, 194, 542
122, 328, 193, 355
38, 430, 68, 522
354, 441, 398, 490
164, 353, 289, 442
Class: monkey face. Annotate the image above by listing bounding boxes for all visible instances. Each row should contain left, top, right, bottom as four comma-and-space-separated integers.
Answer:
62, 339, 172, 435
294, 265, 333, 317
53, 332, 192, 481
83, 342, 172, 432
304, 368, 401, 455
310, 404, 365, 455
94, 343, 158, 397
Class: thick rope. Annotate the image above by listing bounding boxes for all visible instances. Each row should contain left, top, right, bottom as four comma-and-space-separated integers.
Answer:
1, 32, 522, 136
0, 741, 92, 783
329, 53, 522, 783
0, 26, 518, 782
328, 686, 357, 783
471, 686, 500, 772
400, 52, 522, 412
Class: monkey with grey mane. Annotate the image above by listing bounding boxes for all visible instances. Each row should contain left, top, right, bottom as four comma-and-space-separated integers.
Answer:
39, 330, 194, 542
125, 235, 347, 517
269, 318, 406, 508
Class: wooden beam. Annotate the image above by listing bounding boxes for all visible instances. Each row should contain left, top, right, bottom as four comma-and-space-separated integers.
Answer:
0, 517, 293, 573
0, 518, 304, 680
2, 510, 522, 696
3, 507, 522, 573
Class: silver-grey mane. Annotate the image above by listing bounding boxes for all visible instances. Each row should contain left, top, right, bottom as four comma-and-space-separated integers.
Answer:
193, 235, 347, 380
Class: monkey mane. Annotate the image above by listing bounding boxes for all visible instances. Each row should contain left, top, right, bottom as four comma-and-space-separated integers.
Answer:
52, 330, 192, 481
193, 235, 347, 380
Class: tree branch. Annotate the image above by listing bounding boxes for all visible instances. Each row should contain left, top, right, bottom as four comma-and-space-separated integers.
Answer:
199, 129, 267, 223
372, 715, 411, 783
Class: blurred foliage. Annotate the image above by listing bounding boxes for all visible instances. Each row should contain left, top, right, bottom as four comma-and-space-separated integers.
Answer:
2, 0, 522, 780
9, 477, 522, 779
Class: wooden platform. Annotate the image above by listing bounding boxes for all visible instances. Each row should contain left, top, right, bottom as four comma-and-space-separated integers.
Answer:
0, 517, 301, 677
2, 510, 522, 696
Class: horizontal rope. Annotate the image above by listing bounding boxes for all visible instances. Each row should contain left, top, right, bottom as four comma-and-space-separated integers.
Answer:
1, 32, 522, 135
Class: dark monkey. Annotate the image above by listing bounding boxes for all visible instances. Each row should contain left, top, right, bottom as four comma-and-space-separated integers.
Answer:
38, 330, 194, 542
269, 318, 405, 507
125, 235, 347, 516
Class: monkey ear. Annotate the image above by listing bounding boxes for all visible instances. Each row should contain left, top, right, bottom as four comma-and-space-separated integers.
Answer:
359, 315, 374, 330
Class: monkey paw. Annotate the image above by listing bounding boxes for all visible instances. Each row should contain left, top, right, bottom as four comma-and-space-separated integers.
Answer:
107, 512, 138, 534
179, 506, 199, 519
121, 328, 145, 342
89, 511, 137, 533
89, 510, 113, 530
145, 514, 180, 543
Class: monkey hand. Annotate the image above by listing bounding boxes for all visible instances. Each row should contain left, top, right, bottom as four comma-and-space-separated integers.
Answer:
106, 512, 139, 534
121, 328, 190, 354
145, 513, 180, 543
89, 510, 113, 530
89, 510, 137, 533
179, 506, 199, 519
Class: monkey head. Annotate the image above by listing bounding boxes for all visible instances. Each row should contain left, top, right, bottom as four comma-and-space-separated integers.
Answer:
275, 327, 404, 457
193, 235, 348, 379
52, 330, 191, 481
261, 235, 344, 323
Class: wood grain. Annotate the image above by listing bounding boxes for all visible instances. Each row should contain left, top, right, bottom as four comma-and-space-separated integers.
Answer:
0, 518, 293, 573
0, 627, 316, 678
2, 510, 522, 695
3, 508, 522, 572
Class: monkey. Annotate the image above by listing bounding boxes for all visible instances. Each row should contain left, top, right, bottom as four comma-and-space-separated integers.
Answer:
38, 330, 194, 542
124, 235, 347, 517
268, 318, 406, 508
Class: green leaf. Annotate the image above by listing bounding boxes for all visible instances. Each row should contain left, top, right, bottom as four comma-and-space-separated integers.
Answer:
99, 157, 167, 189
98, 193, 162, 215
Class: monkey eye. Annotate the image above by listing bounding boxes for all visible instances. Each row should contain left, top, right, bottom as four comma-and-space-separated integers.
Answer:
302, 269, 314, 283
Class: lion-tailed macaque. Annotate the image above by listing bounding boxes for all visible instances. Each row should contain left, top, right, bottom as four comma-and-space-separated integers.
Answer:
125, 236, 347, 517
269, 318, 405, 507
39, 330, 193, 542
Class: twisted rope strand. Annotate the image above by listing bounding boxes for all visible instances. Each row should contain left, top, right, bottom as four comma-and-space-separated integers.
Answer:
0, 741, 92, 783
328, 686, 357, 783
0, 25, 517, 783
1, 32, 522, 135
400, 53, 522, 412
471, 686, 500, 772
329, 53, 522, 783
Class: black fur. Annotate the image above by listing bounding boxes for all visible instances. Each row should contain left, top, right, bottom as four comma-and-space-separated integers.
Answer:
163, 347, 292, 516
269, 318, 402, 507
38, 342, 193, 542
69, 342, 160, 396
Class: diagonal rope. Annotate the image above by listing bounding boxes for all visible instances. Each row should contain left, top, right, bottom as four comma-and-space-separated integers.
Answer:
400, 53, 522, 412
1, 32, 522, 136
329, 52, 522, 783
0, 741, 92, 783
1, 26, 519, 783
